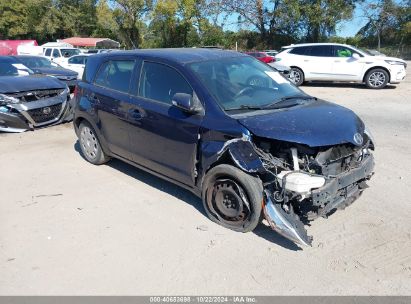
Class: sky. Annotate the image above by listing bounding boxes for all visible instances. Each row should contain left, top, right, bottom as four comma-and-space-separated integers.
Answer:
336, 6, 369, 37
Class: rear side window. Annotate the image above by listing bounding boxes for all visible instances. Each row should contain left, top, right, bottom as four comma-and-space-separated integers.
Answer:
44, 48, 52, 56
138, 62, 193, 105
94, 60, 135, 93
289, 47, 310, 55
307, 45, 333, 57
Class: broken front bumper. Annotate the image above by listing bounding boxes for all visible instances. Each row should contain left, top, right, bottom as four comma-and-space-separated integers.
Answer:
0, 94, 69, 133
264, 154, 375, 247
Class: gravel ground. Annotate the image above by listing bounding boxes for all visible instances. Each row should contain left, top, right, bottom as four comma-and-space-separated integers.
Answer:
1, 65, 410, 295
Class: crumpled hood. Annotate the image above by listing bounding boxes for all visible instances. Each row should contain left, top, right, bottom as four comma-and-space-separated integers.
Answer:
33, 67, 78, 78
237, 99, 365, 147
0, 75, 65, 93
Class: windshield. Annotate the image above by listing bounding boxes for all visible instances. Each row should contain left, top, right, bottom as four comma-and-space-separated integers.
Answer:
0, 61, 33, 76
17, 57, 57, 68
61, 49, 81, 58
189, 56, 308, 111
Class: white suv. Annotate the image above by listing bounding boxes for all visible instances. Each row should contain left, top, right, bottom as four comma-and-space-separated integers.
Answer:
275, 43, 407, 89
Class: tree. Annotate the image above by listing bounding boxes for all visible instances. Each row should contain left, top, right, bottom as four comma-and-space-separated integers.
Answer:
112, 0, 153, 48
358, 0, 410, 51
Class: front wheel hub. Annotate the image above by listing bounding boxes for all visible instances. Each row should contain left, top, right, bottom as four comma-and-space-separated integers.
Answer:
209, 179, 250, 223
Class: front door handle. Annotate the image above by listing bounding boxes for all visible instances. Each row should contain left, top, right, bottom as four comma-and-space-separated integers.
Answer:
129, 109, 142, 120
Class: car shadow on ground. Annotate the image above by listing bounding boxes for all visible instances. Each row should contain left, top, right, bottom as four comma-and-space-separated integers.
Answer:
74, 141, 301, 251
303, 82, 397, 89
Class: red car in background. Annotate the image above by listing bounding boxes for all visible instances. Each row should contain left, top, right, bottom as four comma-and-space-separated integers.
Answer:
245, 51, 274, 63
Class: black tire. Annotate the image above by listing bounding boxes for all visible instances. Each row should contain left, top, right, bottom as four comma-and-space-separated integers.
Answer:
202, 164, 263, 233
78, 121, 110, 165
365, 68, 389, 89
288, 67, 304, 86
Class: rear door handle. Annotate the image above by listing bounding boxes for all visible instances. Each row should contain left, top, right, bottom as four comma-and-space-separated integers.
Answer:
129, 109, 142, 120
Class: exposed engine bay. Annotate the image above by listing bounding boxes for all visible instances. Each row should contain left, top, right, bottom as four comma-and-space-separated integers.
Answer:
220, 133, 375, 247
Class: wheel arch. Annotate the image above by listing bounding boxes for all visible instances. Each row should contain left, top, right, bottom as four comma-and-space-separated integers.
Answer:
363, 66, 391, 83
75, 115, 111, 157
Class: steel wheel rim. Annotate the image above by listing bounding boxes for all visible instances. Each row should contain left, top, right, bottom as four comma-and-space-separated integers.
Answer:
288, 69, 301, 84
369, 72, 386, 87
80, 126, 98, 160
207, 179, 250, 227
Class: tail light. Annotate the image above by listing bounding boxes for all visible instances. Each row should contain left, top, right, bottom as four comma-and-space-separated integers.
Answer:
73, 85, 79, 98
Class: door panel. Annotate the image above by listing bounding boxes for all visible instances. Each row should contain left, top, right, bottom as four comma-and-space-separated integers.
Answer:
302, 46, 334, 80
128, 61, 203, 186
128, 98, 202, 186
92, 86, 133, 159
331, 46, 365, 81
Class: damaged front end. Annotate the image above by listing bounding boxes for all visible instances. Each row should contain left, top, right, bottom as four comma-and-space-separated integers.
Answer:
0, 87, 70, 132
221, 134, 375, 247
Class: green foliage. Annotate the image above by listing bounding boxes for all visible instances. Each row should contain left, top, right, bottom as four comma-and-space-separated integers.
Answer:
0, 0, 408, 51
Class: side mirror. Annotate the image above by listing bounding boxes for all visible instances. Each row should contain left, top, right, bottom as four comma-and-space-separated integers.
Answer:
352, 53, 360, 60
172, 93, 204, 115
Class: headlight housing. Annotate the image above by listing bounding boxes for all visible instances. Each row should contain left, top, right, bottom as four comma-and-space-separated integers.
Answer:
384, 60, 405, 66
60, 85, 69, 96
364, 126, 375, 149
0, 94, 20, 106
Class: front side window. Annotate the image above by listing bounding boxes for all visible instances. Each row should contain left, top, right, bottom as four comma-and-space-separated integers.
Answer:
52, 49, 60, 58
138, 62, 193, 105
189, 56, 307, 111
61, 49, 80, 58
334, 46, 360, 58
94, 60, 135, 93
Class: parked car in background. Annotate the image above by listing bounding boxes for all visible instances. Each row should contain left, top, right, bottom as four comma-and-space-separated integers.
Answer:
0, 56, 71, 132
59, 54, 90, 79
366, 49, 386, 57
84, 49, 115, 54
73, 49, 375, 247
245, 51, 274, 63
275, 43, 406, 88
264, 50, 278, 57
43, 46, 81, 65
12, 55, 78, 93
268, 61, 291, 77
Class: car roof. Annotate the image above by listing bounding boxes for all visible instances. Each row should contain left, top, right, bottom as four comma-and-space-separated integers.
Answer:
282, 43, 352, 49
95, 48, 245, 64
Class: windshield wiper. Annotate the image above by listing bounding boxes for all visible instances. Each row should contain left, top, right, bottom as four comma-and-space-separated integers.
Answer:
262, 95, 316, 109
225, 104, 264, 111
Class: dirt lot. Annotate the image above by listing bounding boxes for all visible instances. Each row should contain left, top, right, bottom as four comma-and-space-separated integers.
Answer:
1, 66, 410, 295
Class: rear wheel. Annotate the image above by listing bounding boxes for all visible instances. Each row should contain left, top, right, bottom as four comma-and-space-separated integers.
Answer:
288, 67, 304, 86
78, 121, 110, 165
202, 164, 263, 232
365, 68, 389, 89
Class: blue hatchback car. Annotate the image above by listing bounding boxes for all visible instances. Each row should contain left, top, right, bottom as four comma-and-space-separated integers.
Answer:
73, 49, 375, 247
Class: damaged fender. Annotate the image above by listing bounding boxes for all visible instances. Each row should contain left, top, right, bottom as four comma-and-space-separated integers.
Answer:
203, 136, 313, 246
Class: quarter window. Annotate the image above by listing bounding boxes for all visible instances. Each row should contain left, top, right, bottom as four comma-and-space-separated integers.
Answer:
138, 62, 193, 105
94, 60, 135, 93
